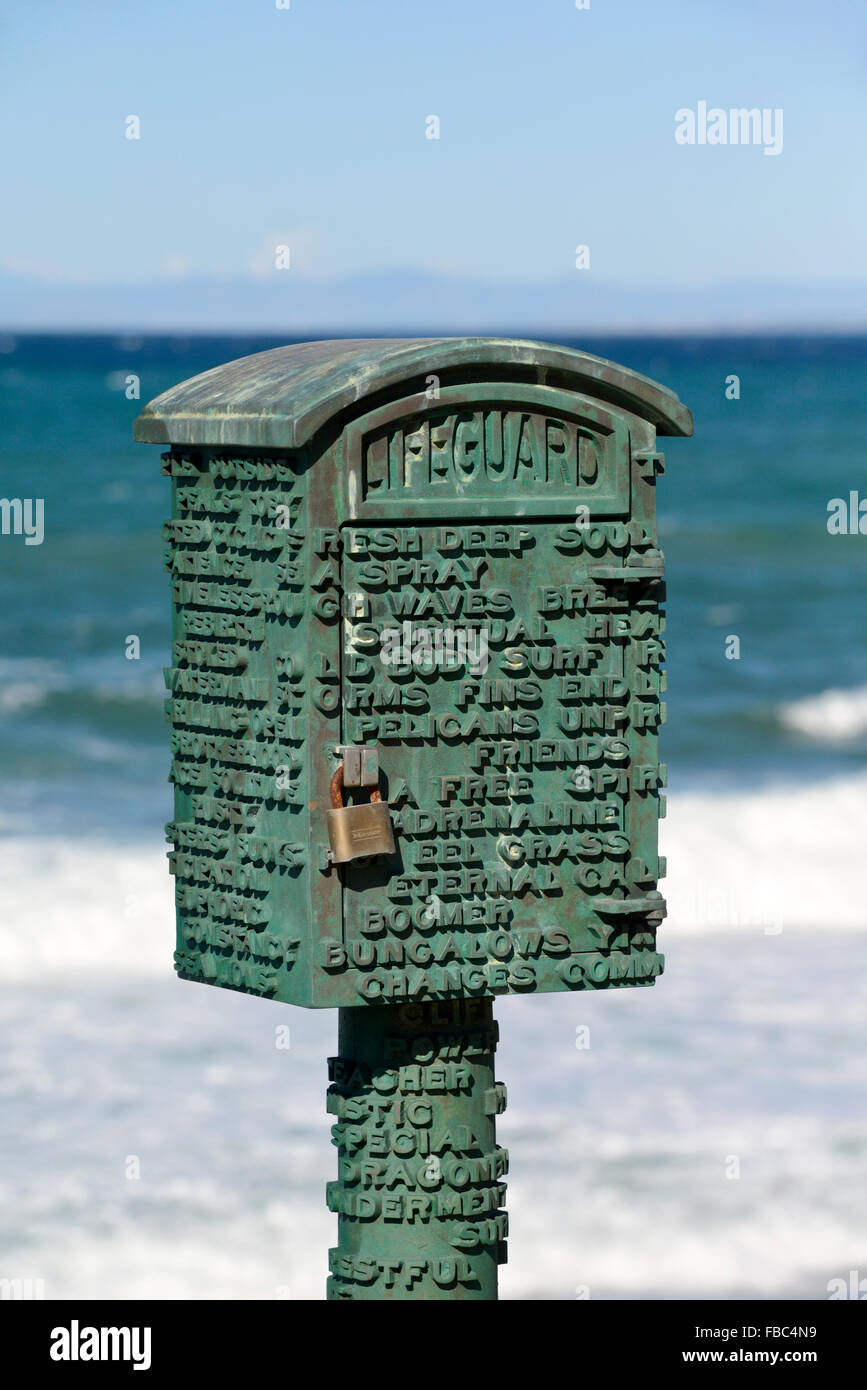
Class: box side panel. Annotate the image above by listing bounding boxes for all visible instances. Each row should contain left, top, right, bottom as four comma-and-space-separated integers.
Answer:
163, 447, 334, 1006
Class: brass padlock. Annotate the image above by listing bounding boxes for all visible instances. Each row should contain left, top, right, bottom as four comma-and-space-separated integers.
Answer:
326, 762, 396, 864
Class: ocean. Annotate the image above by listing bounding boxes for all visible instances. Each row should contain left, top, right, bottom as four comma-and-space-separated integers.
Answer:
1, 332, 865, 1299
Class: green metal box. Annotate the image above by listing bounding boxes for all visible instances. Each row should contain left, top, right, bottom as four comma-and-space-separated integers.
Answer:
134, 338, 692, 1010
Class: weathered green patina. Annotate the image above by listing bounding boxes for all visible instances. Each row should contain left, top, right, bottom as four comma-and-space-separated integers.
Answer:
135, 336, 692, 1300
327, 998, 505, 1300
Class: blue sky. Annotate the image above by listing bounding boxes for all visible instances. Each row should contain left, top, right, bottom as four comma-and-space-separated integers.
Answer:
1, 0, 865, 323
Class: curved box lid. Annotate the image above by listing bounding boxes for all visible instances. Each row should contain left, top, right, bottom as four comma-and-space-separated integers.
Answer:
133, 336, 694, 449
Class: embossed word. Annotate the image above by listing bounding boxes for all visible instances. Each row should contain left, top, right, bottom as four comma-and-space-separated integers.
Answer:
380, 622, 489, 675
364, 410, 605, 494
675, 102, 783, 156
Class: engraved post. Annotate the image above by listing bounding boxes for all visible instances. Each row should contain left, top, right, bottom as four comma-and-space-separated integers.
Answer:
327, 999, 505, 1300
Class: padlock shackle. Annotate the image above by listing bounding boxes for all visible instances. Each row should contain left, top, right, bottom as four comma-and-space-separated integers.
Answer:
330, 763, 383, 808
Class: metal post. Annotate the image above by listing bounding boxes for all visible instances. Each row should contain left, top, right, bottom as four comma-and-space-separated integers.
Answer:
326, 999, 508, 1300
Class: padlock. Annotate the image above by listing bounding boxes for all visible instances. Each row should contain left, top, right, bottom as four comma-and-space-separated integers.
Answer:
326, 762, 396, 864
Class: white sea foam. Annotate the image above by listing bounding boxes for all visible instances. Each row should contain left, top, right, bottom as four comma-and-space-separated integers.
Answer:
0, 657, 65, 712
0, 840, 173, 981
1, 943, 864, 1300
780, 685, 867, 740
0, 682, 52, 713
0, 770, 864, 983
661, 772, 867, 934
4, 1175, 857, 1300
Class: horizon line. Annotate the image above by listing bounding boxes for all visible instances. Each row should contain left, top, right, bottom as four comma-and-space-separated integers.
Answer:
3, 324, 867, 339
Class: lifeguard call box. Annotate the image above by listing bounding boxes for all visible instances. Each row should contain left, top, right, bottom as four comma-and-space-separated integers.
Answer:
134, 338, 693, 1013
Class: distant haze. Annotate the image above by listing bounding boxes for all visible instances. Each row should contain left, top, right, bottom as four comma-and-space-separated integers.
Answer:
3, 271, 867, 335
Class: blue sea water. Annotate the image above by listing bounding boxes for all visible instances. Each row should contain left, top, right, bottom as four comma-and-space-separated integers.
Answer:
0, 333, 865, 1299
1, 332, 866, 837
